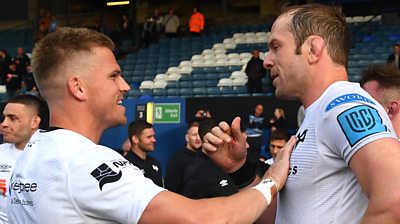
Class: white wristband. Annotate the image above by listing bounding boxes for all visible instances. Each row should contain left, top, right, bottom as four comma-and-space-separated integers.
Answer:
252, 178, 278, 206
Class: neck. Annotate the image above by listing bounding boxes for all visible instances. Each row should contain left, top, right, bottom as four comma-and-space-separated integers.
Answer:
186, 144, 196, 152
132, 147, 146, 160
50, 110, 104, 144
15, 141, 27, 150
301, 65, 347, 108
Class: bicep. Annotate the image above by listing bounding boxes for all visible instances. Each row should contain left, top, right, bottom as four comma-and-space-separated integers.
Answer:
138, 191, 199, 224
349, 138, 400, 198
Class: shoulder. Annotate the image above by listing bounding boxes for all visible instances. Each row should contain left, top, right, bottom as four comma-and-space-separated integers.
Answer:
0, 143, 12, 150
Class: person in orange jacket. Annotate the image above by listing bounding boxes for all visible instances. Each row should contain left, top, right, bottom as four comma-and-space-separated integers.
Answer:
189, 6, 204, 35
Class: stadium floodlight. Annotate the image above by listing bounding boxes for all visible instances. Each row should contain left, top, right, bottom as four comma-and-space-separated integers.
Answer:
107, 1, 130, 6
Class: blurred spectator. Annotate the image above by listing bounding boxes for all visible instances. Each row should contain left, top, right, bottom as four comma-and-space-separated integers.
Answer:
0, 50, 12, 83
361, 64, 400, 137
245, 104, 267, 165
165, 121, 202, 194
180, 119, 240, 199
162, 8, 180, 38
141, 16, 154, 48
14, 47, 30, 74
269, 108, 286, 132
49, 14, 58, 32
151, 8, 163, 43
22, 64, 39, 96
387, 43, 400, 69
108, 25, 123, 58
193, 108, 212, 122
189, 6, 204, 35
120, 13, 133, 44
37, 10, 51, 41
265, 129, 289, 166
124, 120, 163, 187
245, 49, 267, 95
4, 62, 22, 100
121, 138, 131, 157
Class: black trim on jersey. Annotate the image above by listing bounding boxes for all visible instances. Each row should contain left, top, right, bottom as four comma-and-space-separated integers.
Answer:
40, 126, 64, 132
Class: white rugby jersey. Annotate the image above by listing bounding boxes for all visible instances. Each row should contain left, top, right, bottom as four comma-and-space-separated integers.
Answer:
276, 81, 397, 224
7, 129, 165, 224
0, 143, 23, 223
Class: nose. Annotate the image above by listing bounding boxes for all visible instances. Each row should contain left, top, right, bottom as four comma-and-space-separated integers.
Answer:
263, 54, 273, 69
119, 76, 131, 93
2, 118, 9, 128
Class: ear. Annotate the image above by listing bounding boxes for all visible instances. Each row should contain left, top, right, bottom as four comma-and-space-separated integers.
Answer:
132, 135, 139, 145
31, 116, 41, 130
387, 101, 400, 119
67, 76, 87, 101
307, 36, 325, 64
185, 134, 189, 143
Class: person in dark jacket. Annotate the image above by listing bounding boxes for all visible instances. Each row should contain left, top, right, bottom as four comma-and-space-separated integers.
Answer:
245, 49, 267, 95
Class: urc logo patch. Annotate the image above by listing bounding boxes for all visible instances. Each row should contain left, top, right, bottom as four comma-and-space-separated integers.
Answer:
337, 105, 387, 147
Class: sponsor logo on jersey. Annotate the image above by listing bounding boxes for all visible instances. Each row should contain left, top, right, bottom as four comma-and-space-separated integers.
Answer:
337, 105, 387, 147
1, 179, 6, 197
91, 163, 122, 191
112, 159, 130, 168
325, 93, 375, 112
0, 164, 11, 172
9, 180, 38, 194
219, 179, 228, 187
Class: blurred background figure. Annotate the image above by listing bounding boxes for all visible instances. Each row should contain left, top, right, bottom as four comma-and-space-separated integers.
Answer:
165, 121, 202, 194
245, 49, 267, 95
124, 120, 163, 187
387, 43, 400, 69
269, 108, 286, 132
245, 104, 266, 165
188, 6, 204, 36
162, 8, 180, 38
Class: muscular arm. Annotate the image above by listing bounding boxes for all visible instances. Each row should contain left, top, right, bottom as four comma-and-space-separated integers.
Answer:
139, 133, 296, 224
139, 188, 268, 224
350, 138, 400, 223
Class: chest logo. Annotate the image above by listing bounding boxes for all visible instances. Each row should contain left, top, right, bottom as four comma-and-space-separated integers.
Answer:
296, 129, 308, 148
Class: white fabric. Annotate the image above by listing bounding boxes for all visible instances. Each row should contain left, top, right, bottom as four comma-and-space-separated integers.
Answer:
276, 81, 397, 224
0, 143, 23, 223
8, 129, 165, 224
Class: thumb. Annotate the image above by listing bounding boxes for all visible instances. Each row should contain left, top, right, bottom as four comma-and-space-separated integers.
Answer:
230, 117, 244, 143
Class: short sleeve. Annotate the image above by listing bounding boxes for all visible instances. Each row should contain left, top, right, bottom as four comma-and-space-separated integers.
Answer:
318, 94, 396, 165
70, 147, 165, 224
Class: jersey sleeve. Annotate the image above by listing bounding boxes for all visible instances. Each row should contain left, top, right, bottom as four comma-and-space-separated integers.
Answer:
70, 146, 165, 224
318, 92, 397, 165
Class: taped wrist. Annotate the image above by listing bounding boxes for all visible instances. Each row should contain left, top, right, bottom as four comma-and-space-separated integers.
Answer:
228, 161, 257, 188
252, 178, 278, 206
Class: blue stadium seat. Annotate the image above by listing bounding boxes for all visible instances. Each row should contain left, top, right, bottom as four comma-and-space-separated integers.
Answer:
193, 80, 206, 87
179, 88, 193, 97
152, 88, 166, 97
193, 87, 207, 97
206, 87, 220, 96
166, 88, 179, 96
179, 81, 193, 88
205, 79, 219, 87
